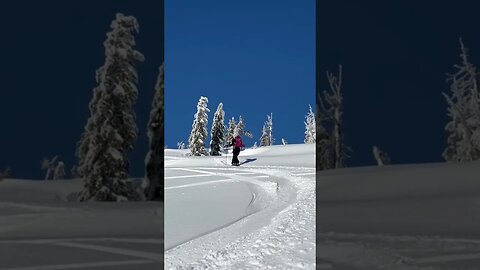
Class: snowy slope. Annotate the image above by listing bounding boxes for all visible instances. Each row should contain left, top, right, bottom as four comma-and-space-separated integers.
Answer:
0, 178, 163, 269
165, 144, 316, 269
317, 160, 480, 269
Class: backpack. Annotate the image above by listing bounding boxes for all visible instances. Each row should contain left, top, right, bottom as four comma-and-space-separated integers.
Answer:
235, 137, 244, 148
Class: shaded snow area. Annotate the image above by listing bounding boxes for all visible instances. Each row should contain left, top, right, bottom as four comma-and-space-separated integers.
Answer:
165, 144, 316, 269
0, 178, 162, 269
317, 161, 480, 269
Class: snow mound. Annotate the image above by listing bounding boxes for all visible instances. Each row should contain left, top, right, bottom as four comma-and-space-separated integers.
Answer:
317, 160, 480, 269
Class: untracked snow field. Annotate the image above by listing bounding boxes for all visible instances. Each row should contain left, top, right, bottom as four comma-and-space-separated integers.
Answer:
0, 179, 163, 270
317, 161, 480, 269
165, 144, 316, 269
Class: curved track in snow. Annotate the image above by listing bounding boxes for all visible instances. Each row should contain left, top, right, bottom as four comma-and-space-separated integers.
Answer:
164, 163, 316, 269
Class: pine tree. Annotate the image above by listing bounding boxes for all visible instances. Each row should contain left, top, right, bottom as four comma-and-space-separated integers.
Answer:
304, 104, 316, 144
144, 63, 164, 201
188, 96, 210, 156
177, 141, 185, 149
260, 113, 273, 146
324, 65, 349, 168
210, 103, 225, 156
234, 116, 244, 137
226, 117, 237, 143
41, 155, 58, 180
77, 13, 144, 201
260, 124, 269, 147
316, 94, 333, 170
70, 165, 79, 178
53, 161, 66, 180
443, 39, 480, 162
372, 145, 390, 166
234, 115, 253, 138
76, 67, 106, 178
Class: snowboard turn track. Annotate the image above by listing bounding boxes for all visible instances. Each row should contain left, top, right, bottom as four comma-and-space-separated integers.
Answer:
164, 164, 316, 269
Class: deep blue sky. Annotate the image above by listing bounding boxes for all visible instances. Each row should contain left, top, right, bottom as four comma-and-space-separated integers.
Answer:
0, 1, 163, 179
165, 0, 315, 149
318, 0, 480, 167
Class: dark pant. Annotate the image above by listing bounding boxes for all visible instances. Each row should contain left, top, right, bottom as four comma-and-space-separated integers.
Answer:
232, 147, 240, 164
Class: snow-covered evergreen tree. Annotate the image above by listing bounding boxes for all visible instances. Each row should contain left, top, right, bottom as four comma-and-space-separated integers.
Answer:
234, 115, 253, 138
269, 114, 273, 145
53, 161, 66, 180
260, 124, 269, 147
210, 103, 225, 156
76, 68, 104, 179
260, 113, 273, 146
144, 63, 164, 201
226, 117, 237, 143
304, 104, 316, 144
77, 13, 144, 201
70, 165, 79, 178
372, 145, 390, 166
177, 141, 185, 149
316, 94, 333, 171
324, 65, 348, 168
188, 96, 210, 156
41, 155, 58, 180
443, 39, 480, 162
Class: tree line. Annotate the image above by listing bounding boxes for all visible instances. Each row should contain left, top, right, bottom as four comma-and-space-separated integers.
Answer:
318, 38, 480, 171
185, 96, 316, 157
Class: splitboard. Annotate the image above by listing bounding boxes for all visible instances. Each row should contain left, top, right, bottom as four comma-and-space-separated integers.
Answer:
219, 160, 242, 166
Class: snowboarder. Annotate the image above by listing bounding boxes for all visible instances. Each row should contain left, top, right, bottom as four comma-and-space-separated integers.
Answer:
230, 135, 245, 166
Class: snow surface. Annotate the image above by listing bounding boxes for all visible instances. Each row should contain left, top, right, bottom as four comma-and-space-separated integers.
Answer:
0, 178, 162, 269
317, 160, 480, 269
165, 144, 316, 269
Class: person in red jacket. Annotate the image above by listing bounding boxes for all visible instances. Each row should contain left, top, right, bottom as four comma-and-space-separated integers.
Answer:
230, 135, 245, 166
